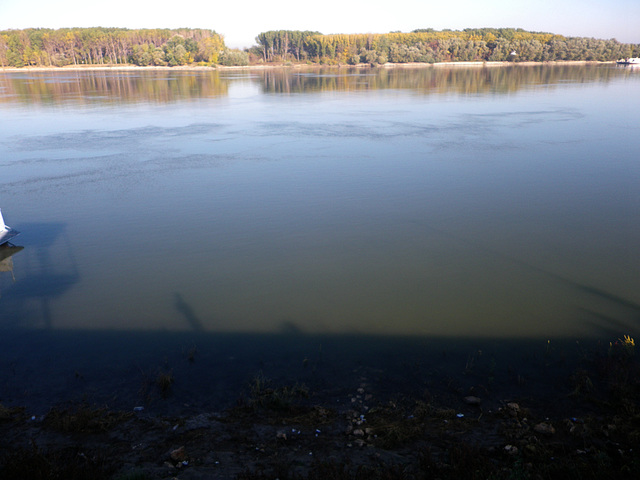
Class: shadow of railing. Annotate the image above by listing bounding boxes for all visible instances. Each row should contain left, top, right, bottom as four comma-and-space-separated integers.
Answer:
0, 222, 80, 328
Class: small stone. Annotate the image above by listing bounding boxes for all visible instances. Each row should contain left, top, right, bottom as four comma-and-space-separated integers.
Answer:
506, 403, 520, 416
534, 422, 555, 435
352, 429, 365, 436
276, 431, 287, 440
170, 446, 188, 462
464, 396, 481, 406
504, 445, 519, 455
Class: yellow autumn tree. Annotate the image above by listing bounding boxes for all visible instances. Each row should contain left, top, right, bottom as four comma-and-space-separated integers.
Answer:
200, 34, 225, 64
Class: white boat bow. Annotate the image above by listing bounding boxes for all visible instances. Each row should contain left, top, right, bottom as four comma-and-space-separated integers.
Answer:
0, 209, 20, 245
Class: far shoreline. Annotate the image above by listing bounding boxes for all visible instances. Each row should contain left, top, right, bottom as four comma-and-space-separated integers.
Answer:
0, 60, 615, 73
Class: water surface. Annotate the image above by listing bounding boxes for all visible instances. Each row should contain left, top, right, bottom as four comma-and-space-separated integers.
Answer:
2, 66, 638, 337
0, 65, 638, 412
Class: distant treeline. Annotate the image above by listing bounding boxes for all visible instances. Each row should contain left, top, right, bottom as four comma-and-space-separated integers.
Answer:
0, 27, 250, 67
251, 28, 640, 64
2, 27, 639, 68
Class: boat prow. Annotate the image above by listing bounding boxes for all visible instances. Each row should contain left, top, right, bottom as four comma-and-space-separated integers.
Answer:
617, 57, 640, 66
0, 209, 20, 246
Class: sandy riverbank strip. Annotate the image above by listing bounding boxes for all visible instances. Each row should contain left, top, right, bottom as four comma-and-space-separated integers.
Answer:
0, 60, 614, 73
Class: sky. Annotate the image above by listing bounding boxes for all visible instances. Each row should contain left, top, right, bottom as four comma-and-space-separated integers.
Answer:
0, 0, 638, 49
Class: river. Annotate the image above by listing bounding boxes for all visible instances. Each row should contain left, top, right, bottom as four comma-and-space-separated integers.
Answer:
0, 64, 638, 412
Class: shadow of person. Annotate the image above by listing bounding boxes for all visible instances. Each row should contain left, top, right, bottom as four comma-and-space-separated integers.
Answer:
174, 293, 205, 332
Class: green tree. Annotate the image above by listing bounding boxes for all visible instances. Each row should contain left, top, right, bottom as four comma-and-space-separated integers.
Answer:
219, 49, 249, 66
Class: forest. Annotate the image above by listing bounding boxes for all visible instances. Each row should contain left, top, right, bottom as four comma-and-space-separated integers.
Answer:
252, 28, 640, 64
1, 27, 639, 68
0, 27, 248, 67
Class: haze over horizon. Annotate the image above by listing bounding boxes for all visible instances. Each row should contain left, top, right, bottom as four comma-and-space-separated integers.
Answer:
0, 0, 638, 49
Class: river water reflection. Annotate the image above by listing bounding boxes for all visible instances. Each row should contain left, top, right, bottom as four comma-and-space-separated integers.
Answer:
1, 65, 639, 339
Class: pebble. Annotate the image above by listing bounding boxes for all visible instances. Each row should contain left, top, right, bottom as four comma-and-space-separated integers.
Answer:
506, 403, 520, 416
534, 422, 556, 435
504, 445, 519, 455
464, 396, 481, 406
170, 446, 188, 462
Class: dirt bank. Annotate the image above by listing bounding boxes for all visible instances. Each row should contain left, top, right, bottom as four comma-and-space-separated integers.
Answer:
1, 338, 638, 480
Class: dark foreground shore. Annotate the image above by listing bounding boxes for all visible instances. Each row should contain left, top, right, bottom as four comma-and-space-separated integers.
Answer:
1, 335, 638, 480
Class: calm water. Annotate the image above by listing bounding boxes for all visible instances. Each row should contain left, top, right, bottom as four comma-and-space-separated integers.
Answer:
0, 65, 639, 412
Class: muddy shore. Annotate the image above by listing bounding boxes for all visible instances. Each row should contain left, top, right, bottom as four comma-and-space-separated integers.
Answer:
1, 336, 638, 479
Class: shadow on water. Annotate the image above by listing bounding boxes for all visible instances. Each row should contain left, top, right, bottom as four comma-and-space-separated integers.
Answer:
576, 284, 640, 313
0, 222, 80, 329
403, 218, 640, 337
0, 222, 635, 418
0, 223, 635, 417
0, 231, 635, 417
173, 293, 205, 332
0, 326, 618, 420
528, 275, 639, 336
573, 284, 640, 336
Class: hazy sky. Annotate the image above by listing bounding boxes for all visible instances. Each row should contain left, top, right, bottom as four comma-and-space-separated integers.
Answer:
0, 0, 638, 49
